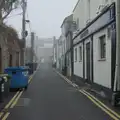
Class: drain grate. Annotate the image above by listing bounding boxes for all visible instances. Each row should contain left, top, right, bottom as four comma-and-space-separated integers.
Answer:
16, 98, 31, 107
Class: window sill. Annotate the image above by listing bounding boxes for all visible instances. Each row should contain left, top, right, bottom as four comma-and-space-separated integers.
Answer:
98, 58, 106, 61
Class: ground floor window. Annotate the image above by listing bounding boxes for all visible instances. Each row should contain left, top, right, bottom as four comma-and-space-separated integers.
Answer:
99, 35, 106, 59
79, 46, 82, 62
75, 48, 77, 62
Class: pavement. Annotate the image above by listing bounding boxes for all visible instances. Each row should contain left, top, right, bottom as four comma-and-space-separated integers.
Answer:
2, 63, 119, 120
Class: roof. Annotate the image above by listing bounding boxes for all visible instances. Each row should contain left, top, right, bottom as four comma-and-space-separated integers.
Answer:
73, 0, 80, 12
60, 14, 73, 28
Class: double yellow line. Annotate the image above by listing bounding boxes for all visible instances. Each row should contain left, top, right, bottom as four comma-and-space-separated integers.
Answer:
0, 74, 34, 120
0, 90, 23, 120
79, 90, 120, 120
55, 70, 120, 120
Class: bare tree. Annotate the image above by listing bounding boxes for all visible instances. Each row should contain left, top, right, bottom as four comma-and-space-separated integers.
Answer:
0, 0, 21, 22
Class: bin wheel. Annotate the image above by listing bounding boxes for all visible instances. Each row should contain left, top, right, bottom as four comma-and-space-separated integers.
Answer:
25, 86, 28, 90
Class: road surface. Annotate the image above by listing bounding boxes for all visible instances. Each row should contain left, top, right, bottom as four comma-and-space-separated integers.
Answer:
7, 63, 113, 120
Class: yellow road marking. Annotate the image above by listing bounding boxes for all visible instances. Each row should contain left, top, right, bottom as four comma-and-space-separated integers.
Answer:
79, 90, 119, 120
55, 69, 120, 120
55, 70, 73, 85
28, 76, 33, 83
2, 112, 10, 120
0, 72, 37, 119
5, 91, 20, 109
83, 90, 120, 119
0, 112, 4, 118
10, 91, 23, 108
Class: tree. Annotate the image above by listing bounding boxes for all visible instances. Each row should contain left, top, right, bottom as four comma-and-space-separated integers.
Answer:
0, 0, 21, 22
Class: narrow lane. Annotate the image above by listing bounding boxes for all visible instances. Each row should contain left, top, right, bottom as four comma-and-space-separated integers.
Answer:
7, 63, 113, 120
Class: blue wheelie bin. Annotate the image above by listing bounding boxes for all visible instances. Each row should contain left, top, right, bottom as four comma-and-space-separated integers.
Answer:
4, 67, 29, 90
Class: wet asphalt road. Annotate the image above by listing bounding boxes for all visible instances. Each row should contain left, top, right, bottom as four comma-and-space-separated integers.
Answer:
8, 63, 113, 120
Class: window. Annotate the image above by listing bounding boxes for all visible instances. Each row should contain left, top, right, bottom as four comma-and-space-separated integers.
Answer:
99, 35, 106, 59
75, 48, 77, 62
79, 46, 82, 61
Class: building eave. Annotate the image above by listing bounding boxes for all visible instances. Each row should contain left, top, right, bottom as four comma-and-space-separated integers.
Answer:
60, 14, 73, 28
72, 0, 80, 13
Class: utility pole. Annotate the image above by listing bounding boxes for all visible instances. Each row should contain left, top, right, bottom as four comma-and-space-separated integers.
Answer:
112, 0, 120, 106
31, 32, 35, 63
22, 0, 27, 65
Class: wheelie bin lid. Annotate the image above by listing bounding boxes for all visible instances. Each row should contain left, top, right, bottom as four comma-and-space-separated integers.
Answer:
5, 67, 29, 72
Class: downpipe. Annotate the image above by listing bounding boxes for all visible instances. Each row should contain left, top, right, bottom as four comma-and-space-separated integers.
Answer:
112, 0, 120, 106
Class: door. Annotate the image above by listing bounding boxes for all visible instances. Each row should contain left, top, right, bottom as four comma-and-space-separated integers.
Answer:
86, 42, 91, 81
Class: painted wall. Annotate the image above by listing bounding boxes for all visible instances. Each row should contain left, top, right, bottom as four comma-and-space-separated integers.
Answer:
93, 28, 111, 88
73, 0, 86, 30
73, 0, 115, 31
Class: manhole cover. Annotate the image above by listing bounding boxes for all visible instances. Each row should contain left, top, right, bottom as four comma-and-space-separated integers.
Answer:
16, 98, 31, 107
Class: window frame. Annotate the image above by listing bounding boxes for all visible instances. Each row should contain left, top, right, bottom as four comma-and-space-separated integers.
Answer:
99, 35, 106, 61
75, 48, 77, 62
79, 46, 82, 62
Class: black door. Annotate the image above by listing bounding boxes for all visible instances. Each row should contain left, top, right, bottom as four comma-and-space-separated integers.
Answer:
86, 42, 91, 81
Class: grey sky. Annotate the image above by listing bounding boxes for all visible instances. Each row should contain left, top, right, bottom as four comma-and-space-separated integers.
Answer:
6, 0, 77, 38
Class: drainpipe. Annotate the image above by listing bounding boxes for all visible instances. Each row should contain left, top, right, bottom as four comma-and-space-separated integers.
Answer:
114, 0, 120, 92
112, 0, 120, 106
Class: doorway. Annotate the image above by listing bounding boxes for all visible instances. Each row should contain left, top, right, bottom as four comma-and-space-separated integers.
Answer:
86, 42, 91, 81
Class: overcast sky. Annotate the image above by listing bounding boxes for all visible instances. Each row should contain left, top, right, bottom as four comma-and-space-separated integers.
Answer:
5, 0, 78, 38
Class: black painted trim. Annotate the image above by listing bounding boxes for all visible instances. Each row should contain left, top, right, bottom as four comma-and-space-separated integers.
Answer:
111, 23, 116, 91
73, 2, 115, 41
91, 35, 94, 82
83, 41, 85, 81
73, 20, 115, 47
